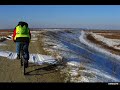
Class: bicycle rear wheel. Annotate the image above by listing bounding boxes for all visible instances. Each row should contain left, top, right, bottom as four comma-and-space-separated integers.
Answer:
23, 58, 26, 75
22, 56, 29, 75
24, 59, 28, 75
20, 57, 23, 66
20, 45, 24, 66
21, 55, 26, 75
20, 50, 26, 75
20, 42, 29, 75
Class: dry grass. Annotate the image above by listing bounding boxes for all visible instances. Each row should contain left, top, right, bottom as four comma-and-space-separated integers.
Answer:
0, 30, 13, 36
88, 30, 120, 33
86, 34, 120, 55
98, 34, 120, 39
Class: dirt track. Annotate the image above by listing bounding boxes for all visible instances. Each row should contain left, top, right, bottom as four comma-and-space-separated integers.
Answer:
0, 38, 64, 82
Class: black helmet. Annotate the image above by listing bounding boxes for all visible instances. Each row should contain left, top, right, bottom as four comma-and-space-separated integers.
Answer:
18, 21, 28, 27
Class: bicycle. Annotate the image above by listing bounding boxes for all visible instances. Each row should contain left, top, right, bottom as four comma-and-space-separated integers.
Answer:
20, 42, 29, 75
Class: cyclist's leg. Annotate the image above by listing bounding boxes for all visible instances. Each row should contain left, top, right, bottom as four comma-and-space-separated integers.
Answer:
20, 42, 24, 66
23, 42, 29, 60
16, 42, 21, 59
20, 42, 24, 57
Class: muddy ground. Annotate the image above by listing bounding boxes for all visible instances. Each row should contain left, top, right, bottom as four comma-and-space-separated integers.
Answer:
0, 32, 65, 82
1, 30, 120, 82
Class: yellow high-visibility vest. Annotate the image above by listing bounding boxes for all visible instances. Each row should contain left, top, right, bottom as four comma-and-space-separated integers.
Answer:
14, 25, 30, 40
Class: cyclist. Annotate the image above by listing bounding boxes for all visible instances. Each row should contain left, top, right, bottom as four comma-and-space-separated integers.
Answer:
13, 21, 31, 67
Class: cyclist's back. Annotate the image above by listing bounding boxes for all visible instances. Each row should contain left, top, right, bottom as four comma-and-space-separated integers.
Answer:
13, 21, 31, 63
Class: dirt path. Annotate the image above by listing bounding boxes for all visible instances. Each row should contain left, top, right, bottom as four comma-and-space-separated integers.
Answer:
0, 39, 64, 82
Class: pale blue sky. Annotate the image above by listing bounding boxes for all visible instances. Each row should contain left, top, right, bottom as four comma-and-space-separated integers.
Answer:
0, 5, 120, 29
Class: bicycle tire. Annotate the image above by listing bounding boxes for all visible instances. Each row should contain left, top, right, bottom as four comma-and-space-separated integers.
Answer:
20, 50, 23, 66
20, 42, 29, 75
20, 48, 26, 75
20, 57, 23, 66
23, 56, 29, 75
20, 55, 25, 75
23, 58, 26, 75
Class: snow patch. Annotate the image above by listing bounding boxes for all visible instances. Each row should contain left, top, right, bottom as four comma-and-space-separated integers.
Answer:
91, 32, 120, 50
79, 30, 120, 61
0, 51, 57, 65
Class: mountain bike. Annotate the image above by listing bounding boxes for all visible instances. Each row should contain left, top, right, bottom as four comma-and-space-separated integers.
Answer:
20, 42, 28, 75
